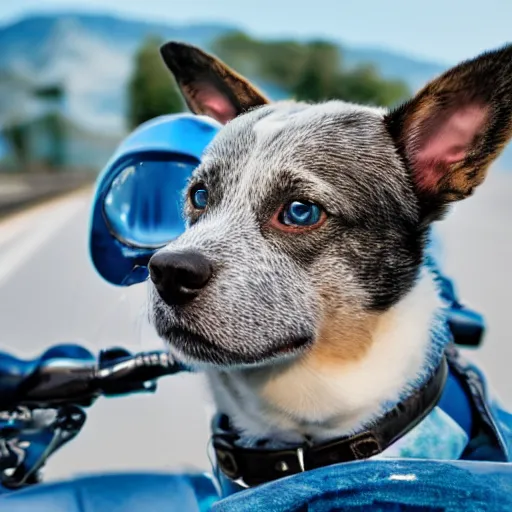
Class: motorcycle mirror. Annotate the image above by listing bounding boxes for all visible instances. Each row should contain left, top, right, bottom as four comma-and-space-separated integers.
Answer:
89, 113, 221, 286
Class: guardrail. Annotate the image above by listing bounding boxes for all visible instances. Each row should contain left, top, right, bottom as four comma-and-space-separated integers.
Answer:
0, 173, 95, 217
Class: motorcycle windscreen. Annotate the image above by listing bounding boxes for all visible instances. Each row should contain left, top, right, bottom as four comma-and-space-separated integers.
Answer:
213, 459, 512, 511
89, 113, 221, 287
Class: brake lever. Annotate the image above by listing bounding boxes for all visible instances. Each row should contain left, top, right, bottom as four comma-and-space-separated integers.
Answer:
0, 405, 86, 489
0, 439, 24, 473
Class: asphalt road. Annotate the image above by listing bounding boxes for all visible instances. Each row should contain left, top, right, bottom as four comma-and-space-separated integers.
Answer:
0, 189, 213, 481
0, 172, 511, 482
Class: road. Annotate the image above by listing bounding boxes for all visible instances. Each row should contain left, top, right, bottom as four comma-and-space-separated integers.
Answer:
0, 189, 213, 481
0, 172, 511, 481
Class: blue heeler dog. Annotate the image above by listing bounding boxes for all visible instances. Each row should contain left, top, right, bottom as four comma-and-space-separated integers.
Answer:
147, 41, 512, 489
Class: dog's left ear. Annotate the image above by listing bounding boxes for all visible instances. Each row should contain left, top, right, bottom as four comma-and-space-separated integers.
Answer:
385, 43, 512, 220
160, 41, 269, 124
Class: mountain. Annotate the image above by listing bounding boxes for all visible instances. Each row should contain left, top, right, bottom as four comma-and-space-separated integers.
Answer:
0, 13, 235, 133
0, 13, 234, 68
0, 12, 510, 168
342, 47, 446, 91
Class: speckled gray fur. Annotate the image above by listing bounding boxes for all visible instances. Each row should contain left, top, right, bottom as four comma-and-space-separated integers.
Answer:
150, 101, 426, 366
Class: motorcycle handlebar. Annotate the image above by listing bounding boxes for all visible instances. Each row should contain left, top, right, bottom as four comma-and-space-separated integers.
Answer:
0, 344, 188, 409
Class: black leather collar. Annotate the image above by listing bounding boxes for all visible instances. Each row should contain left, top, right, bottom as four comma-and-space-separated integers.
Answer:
212, 357, 448, 487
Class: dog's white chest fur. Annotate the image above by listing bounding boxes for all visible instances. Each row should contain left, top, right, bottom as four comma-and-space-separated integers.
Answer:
207, 270, 441, 445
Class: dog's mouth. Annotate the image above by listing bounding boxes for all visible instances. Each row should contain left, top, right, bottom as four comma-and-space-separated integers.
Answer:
162, 326, 313, 366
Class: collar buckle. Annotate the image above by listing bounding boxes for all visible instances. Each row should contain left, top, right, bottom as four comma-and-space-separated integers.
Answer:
349, 434, 382, 459
214, 445, 240, 480
275, 446, 306, 473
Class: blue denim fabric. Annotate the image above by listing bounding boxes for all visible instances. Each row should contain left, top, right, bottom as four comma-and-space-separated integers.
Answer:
212, 459, 512, 511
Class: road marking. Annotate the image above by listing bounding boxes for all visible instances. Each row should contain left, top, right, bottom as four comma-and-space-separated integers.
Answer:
0, 190, 91, 287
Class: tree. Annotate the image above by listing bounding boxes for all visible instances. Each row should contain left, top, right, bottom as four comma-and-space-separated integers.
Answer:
212, 31, 410, 108
330, 64, 410, 107
34, 84, 65, 169
212, 32, 309, 90
127, 36, 183, 129
293, 41, 341, 102
3, 123, 29, 168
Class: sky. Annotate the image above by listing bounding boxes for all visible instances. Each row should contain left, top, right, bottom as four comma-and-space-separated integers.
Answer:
0, 0, 511, 65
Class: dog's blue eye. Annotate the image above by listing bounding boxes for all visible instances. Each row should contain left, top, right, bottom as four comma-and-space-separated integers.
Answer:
281, 201, 322, 226
191, 186, 208, 210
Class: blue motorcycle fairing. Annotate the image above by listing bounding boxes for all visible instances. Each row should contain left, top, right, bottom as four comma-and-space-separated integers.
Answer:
0, 471, 220, 512
89, 113, 221, 287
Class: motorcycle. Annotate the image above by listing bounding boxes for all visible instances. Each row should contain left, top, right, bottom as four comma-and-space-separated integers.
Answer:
0, 113, 511, 511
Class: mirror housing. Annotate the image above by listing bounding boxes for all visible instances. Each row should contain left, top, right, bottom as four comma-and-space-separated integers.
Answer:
89, 113, 221, 286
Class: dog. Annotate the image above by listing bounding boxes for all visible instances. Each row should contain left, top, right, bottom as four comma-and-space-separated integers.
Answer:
147, 41, 512, 488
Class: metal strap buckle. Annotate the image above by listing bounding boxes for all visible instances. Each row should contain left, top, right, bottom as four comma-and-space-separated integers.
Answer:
349, 434, 381, 459
215, 447, 239, 480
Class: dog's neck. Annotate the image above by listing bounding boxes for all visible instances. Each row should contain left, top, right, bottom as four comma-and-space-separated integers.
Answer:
206, 266, 448, 447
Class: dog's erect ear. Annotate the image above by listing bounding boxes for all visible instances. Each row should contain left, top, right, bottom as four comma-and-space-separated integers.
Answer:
160, 41, 269, 124
385, 44, 512, 219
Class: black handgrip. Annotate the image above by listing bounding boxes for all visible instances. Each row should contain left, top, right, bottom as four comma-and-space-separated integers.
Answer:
0, 344, 188, 409
96, 349, 187, 396
446, 307, 485, 347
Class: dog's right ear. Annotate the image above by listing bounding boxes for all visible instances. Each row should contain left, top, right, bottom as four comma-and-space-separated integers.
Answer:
160, 41, 269, 124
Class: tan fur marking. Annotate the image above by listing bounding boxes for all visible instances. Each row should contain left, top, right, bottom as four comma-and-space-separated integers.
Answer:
308, 308, 377, 367
252, 300, 420, 429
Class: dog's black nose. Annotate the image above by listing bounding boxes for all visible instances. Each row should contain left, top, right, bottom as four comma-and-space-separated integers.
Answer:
149, 250, 213, 305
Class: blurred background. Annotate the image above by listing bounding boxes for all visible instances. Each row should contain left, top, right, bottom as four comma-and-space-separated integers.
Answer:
0, 0, 511, 483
